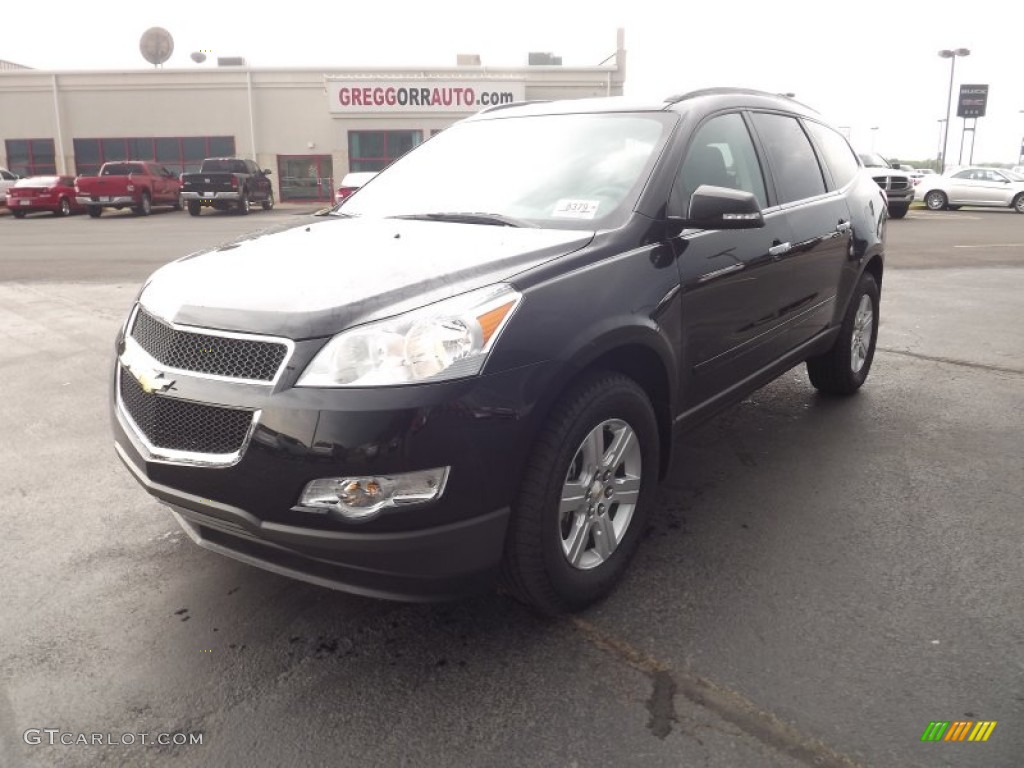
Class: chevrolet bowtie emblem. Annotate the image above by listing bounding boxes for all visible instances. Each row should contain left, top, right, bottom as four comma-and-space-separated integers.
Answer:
128, 363, 175, 394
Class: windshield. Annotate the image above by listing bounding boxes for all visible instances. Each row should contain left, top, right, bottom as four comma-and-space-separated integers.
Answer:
339, 112, 676, 229
15, 176, 58, 187
858, 153, 890, 169
1005, 170, 1024, 182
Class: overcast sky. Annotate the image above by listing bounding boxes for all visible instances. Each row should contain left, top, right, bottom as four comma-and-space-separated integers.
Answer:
5, 1, 1023, 164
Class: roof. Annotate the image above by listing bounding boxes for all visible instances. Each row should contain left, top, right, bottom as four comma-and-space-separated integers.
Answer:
468, 88, 822, 122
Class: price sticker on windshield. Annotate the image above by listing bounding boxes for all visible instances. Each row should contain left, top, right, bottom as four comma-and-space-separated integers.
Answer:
552, 199, 600, 219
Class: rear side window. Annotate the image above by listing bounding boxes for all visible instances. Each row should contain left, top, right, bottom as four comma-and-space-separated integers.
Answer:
102, 163, 146, 176
805, 121, 860, 189
750, 113, 826, 203
673, 112, 768, 215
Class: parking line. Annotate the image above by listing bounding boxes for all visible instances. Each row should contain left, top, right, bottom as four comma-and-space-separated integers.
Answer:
570, 618, 864, 767
953, 243, 1024, 248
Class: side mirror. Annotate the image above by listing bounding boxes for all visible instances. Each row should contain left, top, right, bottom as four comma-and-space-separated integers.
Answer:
263, 169, 272, 175
671, 185, 765, 231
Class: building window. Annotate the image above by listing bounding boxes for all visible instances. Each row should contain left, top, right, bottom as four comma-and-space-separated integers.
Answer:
348, 131, 422, 172
5, 139, 57, 176
72, 136, 235, 176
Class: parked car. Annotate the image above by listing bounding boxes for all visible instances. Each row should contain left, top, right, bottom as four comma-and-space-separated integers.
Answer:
858, 153, 914, 218
5, 175, 83, 217
916, 167, 1024, 213
334, 171, 377, 204
75, 161, 183, 217
111, 88, 885, 614
180, 157, 274, 216
0, 166, 20, 205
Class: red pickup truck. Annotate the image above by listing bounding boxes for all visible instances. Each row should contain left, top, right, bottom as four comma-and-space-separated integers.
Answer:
75, 161, 182, 217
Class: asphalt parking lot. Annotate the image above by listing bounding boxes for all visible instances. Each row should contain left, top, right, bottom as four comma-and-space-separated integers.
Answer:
1, 204, 1021, 768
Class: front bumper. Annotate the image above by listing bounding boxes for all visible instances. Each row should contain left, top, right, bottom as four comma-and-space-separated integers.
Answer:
115, 442, 510, 600
112, 335, 560, 600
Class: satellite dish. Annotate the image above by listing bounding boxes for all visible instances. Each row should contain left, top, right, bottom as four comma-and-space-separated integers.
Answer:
190, 52, 207, 64
140, 27, 174, 67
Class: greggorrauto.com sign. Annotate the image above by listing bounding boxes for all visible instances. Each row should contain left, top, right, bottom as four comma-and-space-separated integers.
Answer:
326, 78, 526, 114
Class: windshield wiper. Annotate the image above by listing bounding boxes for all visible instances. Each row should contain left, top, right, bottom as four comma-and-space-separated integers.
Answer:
390, 212, 536, 228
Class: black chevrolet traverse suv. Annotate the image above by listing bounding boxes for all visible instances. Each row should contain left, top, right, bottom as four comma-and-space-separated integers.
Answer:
112, 88, 886, 614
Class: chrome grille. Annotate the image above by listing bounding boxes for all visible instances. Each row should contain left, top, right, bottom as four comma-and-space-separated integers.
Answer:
119, 367, 254, 455
131, 307, 287, 382
889, 179, 910, 190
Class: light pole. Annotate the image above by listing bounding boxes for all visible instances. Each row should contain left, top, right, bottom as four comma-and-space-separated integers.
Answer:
870, 126, 879, 151
936, 119, 946, 171
938, 48, 970, 173
1019, 110, 1024, 166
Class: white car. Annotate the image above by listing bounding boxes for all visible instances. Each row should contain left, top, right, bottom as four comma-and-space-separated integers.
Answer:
916, 167, 1024, 213
0, 167, 20, 205
333, 171, 377, 205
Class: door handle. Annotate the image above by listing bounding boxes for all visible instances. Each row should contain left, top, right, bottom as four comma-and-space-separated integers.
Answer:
836, 221, 852, 234
768, 241, 791, 258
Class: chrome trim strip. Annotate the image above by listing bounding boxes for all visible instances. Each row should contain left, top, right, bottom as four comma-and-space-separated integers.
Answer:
697, 263, 745, 283
128, 304, 295, 387
115, 364, 261, 468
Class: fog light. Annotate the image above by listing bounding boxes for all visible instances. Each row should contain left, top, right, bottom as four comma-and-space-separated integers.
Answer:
297, 467, 450, 521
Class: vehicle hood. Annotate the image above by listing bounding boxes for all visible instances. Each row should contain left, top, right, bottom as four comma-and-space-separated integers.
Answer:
138, 216, 594, 338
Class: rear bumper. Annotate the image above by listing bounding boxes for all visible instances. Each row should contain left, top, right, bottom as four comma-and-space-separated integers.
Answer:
181, 191, 242, 202
77, 195, 134, 206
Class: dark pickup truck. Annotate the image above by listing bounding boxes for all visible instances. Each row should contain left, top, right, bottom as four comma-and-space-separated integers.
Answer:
180, 158, 274, 216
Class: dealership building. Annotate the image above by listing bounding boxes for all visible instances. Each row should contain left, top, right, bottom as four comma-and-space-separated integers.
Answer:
0, 33, 625, 203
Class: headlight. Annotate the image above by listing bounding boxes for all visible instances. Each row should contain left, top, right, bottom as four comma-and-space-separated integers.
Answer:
297, 284, 521, 387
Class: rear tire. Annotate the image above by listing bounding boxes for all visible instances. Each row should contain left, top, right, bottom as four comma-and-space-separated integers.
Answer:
134, 192, 151, 216
1013, 194, 1024, 214
173, 195, 183, 211
87, 207, 102, 218
187, 201, 202, 217
807, 272, 880, 395
237, 192, 250, 215
888, 203, 909, 219
12, 210, 26, 219
500, 371, 659, 615
924, 190, 948, 211
56, 197, 72, 217
261, 191, 275, 211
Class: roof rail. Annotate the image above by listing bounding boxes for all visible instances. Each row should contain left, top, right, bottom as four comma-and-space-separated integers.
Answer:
478, 99, 551, 114
663, 87, 782, 105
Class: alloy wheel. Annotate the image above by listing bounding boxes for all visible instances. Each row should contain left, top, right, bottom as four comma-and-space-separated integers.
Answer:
558, 418, 642, 570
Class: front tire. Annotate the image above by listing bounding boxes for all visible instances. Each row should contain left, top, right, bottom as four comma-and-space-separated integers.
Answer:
807, 272, 880, 395
501, 371, 659, 615
888, 203, 909, 219
924, 190, 948, 211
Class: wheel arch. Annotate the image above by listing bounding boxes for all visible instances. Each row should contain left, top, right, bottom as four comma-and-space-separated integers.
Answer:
523, 325, 677, 482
